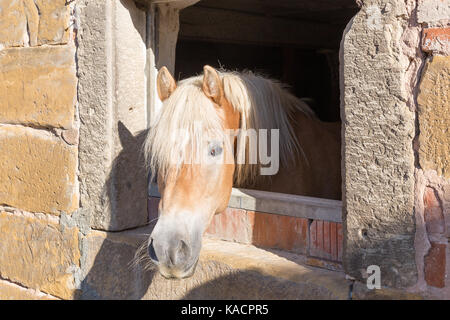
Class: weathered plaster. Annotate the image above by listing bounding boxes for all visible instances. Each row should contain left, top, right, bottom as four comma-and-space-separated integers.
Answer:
77, 0, 148, 231
341, 0, 418, 287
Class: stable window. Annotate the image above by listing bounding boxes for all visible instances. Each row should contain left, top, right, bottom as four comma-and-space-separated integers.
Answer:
148, 0, 358, 268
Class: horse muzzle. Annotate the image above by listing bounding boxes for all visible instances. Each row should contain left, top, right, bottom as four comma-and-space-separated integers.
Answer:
148, 228, 201, 279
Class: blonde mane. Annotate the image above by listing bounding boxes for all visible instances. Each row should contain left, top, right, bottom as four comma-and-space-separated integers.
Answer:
144, 70, 315, 187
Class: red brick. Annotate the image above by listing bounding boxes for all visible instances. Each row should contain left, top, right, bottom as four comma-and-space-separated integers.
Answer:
424, 242, 446, 288
310, 220, 343, 262
205, 208, 253, 244
323, 221, 331, 260
337, 223, 343, 261
422, 27, 450, 54
252, 213, 276, 248
330, 222, 338, 260
252, 212, 308, 254
423, 187, 445, 235
317, 220, 324, 255
206, 209, 310, 253
424, 187, 440, 208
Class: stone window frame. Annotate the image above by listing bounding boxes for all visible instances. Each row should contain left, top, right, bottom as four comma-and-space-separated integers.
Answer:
142, 0, 421, 288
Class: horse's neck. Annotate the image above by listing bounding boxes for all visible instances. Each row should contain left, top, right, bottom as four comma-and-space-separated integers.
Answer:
250, 111, 342, 200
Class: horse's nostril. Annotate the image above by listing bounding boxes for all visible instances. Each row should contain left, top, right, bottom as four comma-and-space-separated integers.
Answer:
148, 238, 158, 262
168, 239, 190, 266
179, 240, 190, 259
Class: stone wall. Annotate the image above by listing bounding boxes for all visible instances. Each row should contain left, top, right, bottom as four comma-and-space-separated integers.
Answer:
0, 0, 80, 299
342, 0, 449, 297
0, 0, 150, 299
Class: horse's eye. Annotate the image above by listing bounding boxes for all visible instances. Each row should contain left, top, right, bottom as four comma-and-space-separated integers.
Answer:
209, 145, 222, 157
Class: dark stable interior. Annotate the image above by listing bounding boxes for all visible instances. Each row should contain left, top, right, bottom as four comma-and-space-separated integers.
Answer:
174, 0, 359, 122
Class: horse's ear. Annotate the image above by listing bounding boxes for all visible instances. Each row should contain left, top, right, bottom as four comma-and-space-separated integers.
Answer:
157, 66, 176, 101
202, 65, 223, 105
117, 121, 135, 146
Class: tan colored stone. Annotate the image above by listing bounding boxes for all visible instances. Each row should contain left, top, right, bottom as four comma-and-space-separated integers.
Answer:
23, 0, 39, 46
0, 279, 58, 300
0, 0, 68, 47
0, 0, 28, 48
0, 126, 78, 214
418, 56, 450, 179
35, 0, 71, 45
0, 46, 77, 129
0, 211, 80, 299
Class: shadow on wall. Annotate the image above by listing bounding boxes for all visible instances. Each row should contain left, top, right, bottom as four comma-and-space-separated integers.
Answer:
74, 0, 152, 298
125, 0, 147, 43
77, 121, 156, 299
76, 0, 157, 298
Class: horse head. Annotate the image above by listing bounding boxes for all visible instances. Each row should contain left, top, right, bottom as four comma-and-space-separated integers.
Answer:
145, 66, 240, 278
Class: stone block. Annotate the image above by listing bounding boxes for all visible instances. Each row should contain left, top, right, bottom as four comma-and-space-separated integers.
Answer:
77, 0, 148, 230
417, 0, 450, 26
0, 0, 71, 47
0, 279, 58, 300
35, 0, 71, 45
0, 46, 77, 129
341, 1, 417, 287
0, 211, 80, 299
232, 188, 342, 222
418, 56, 450, 179
23, 0, 39, 46
0, 0, 27, 48
81, 229, 150, 299
0, 126, 78, 215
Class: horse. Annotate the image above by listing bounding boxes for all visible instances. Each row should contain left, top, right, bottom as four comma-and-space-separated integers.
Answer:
143, 65, 341, 279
